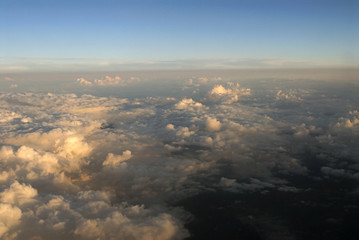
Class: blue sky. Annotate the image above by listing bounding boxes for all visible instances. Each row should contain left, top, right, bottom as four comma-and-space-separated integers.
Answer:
1, 0, 358, 71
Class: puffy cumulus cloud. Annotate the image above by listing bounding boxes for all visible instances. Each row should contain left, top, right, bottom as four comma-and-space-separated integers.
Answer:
174, 98, 206, 112
0, 181, 38, 206
76, 76, 141, 87
175, 127, 195, 138
77, 77, 93, 86
103, 150, 132, 167
164, 124, 197, 138
335, 110, 359, 129
166, 124, 176, 131
94, 75, 122, 86
5, 129, 91, 155
3, 131, 92, 174
0, 110, 22, 123
210, 85, 228, 95
323, 110, 359, 158
0, 203, 22, 239
205, 117, 221, 132
74, 210, 182, 240
20, 117, 31, 123
0, 182, 188, 240
291, 123, 323, 138
0, 145, 81, 193
207, 83, 251, 104
275, 89, 303, 102
56, 135, 92, 170
0, 145, 59, 175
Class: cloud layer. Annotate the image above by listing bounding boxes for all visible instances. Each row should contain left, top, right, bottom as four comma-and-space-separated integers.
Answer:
1, 75, 359, 239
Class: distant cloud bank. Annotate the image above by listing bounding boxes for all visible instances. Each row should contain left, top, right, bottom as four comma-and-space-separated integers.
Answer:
1, 57, 358, 73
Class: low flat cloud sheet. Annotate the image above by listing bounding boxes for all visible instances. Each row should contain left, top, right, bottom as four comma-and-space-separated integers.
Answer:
0, 73, 359, 239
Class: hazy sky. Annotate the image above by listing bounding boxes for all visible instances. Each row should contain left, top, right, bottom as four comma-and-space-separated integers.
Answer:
1, 0, 358, 71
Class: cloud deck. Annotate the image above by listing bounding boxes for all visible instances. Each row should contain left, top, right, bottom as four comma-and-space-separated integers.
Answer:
0, 74, 359, 239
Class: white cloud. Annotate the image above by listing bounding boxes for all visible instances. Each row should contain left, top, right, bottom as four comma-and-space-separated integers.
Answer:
207, 83, 251, 104
0, 181, 38, 206
210, 85, 232, 95
76, 76, 141, 87
0, 203, 22, 239
335, 110, 359, 129
77, 77, 93, 86
103, 150, 133, 167
3, 130, 92, 174
55, 135, 92, 171
174, 98, 206, 112
94, 75, 122, 86
166, 124, 175, 131
0, 110, 22, 123
275, 89, 303, 102
175, 127, 195, 138
205, 117, 221, 132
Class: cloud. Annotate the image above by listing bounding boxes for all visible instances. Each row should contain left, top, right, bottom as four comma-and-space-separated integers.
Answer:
321, 166, 359, 180
207, 83, 251, 104
218, 177, 302, 193
175, 127, 195, 138
335, 110, 359, 128
174, 98, 206, 112
218, 177, 272, 193
3, 130, 92, 173
205, 117, 221, 132
0, 203, 22, 239
1, 57, 341, 73
0, 110, 22, 123
77, 77, 93, 86
103, 150, 132, 167
0, 92, 194, 238
4, 77, 14, 81
76, 76, 141, 87
0, 182, 188, 240
94, 75, 122, 86
1, 76, 359, 239
166, 124, 176, 131
275, 89, 303, 102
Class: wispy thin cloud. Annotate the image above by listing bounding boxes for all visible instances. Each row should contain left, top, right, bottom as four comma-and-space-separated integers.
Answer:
0, 57, 356, 73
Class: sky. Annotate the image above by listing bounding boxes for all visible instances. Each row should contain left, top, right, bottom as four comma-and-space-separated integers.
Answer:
1, 0, 359, 71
